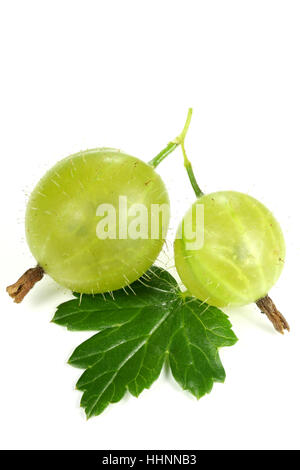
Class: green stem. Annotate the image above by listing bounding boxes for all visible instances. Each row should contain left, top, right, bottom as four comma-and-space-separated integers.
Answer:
180, 140, 204, 198
185, 161, 204, 198
148, 141, 178, 168
149, 108, 204, 199
178, 109, 204, 198
148, 109, 193, 169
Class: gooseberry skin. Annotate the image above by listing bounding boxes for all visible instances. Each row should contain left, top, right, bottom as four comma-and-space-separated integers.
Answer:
174, 191, 285, 308
26, 148, 169, 294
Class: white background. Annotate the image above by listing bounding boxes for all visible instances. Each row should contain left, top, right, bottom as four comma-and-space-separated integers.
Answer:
0, 0, 299, 451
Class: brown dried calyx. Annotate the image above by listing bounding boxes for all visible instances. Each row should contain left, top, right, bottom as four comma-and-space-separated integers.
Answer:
256, 295, 290, 334
6, 266, 44, 303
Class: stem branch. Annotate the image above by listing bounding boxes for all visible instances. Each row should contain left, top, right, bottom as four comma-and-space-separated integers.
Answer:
149, 108, 204, 197
177, 109, 204, 198
148, 108, 194, 169
148, 142, 178, 168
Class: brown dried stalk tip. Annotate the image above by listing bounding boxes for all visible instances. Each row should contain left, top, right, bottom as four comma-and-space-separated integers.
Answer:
6, 266, 44, 303
256, 295, 290, 334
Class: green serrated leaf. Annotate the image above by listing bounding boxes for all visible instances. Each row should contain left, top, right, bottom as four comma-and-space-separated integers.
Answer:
53, 266, 237, 418
168, 300, 237, 398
